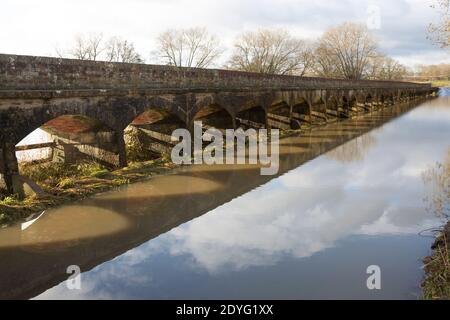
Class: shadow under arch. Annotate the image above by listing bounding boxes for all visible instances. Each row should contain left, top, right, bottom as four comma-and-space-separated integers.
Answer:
192, 103, 234, 131
235, 105, 267, 129
310, 96, 327, 124
16, 114, 124, 169
365, 93, 373, 106
267, 100, 292, 130
326, 96, 340, 119
124, 106, 187, 161
291, 97, 311, 129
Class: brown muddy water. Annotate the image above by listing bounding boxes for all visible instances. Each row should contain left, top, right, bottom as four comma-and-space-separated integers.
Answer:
0, 95, 449, 300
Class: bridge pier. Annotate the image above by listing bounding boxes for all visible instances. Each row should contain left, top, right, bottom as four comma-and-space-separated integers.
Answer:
0, 143, 25, 198
115, 130, 128, 168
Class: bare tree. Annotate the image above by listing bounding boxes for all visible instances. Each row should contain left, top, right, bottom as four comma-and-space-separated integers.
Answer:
227, 29, 314, 76
105, 37, 143, 63
66, 33, 104, 61
366, 55, 407, 80
154, 27, 222, 68
417, 63, 450, 79
314, 44, 344, 78
315, 23, 378, 80
428, 0, 450, 48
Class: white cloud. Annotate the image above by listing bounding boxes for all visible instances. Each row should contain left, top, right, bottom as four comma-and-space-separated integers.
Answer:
0, 0, 447, 66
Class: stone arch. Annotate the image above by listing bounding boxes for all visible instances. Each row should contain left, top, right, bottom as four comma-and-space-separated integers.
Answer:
5, 101, 119, 146
15, 113, 125, 170
124, 105, 187, 161
192, 103, 234, 130
118, 95, 186, 131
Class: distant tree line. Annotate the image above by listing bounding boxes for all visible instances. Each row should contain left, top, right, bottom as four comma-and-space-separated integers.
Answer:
58, 23, 408, 81
57, 33, 143, 63
408, 63, 450, 80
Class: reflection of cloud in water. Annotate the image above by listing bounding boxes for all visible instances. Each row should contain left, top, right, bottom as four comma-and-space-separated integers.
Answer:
36, 240, 163, 300
32, 100, 450, 298
159, 105, 449, 273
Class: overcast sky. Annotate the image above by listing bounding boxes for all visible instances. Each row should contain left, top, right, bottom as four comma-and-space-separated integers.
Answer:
1, 0, 449, 68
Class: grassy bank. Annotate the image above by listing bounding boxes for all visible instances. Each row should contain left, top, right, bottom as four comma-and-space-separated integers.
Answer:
0, 158, 177, 226
432, 80, 450, 88
422, 222, 450, 300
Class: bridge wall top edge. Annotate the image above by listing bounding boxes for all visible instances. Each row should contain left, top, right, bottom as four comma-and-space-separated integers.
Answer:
0, 53, 432, 91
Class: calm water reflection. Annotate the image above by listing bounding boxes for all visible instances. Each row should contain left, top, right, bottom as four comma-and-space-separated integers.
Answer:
0, 96, 449, 300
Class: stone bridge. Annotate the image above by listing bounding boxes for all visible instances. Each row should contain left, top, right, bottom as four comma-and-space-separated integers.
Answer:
0, 54, 437, 196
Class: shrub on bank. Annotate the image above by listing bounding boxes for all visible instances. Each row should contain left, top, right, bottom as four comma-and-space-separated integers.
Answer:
422, 223, 450, 300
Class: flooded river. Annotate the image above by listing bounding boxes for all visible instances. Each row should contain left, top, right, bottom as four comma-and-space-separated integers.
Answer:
0, 95, 449, 300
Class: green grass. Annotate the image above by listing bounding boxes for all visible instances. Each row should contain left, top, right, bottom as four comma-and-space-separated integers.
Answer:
432, 80, 450, 88
19, 160, 108, 186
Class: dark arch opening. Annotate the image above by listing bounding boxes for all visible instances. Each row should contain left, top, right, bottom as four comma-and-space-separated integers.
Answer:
310, 97, 327, 124
291, 98, 311, 128
349, 96, 358, 115
267, 101, 292, 130
236, 105, 267, 130
193, 104, 234, 131
341, 96, 351, 118
365, 94, 374, 111
326, 96, 339, 119
125, 107, 186, 161
387, 94, 395, 105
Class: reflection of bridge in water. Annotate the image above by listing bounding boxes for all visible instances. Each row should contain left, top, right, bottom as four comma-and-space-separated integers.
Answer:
0, 100, 430, 299
0, 54, 437, 197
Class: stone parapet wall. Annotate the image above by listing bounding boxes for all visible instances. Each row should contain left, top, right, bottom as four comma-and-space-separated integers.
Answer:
0, 54, 432, 91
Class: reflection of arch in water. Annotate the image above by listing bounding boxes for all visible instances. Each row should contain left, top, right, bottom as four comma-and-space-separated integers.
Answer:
325, 132, 377, 163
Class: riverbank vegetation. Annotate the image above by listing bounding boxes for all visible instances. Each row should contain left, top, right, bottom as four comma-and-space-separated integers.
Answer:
421, 151, 450, 300
422, 222, 450, 300
432, 80, 450, 88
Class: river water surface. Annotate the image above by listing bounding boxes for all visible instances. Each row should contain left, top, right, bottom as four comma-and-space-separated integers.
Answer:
0, 95, 449, 300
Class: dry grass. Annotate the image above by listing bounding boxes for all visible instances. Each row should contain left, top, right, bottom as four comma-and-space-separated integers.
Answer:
432, 80, 450, 88
422, 225, 450, 300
